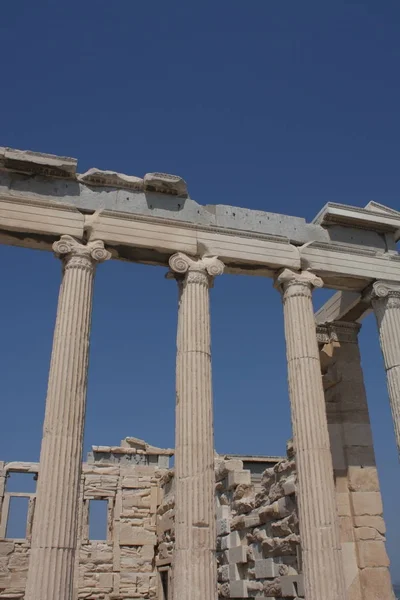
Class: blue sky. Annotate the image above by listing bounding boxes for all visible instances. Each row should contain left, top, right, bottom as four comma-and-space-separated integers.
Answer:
1, 0, 400, 578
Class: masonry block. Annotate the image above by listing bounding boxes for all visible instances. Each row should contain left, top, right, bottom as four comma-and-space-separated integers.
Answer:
229, 545, 247, 564
281, 574, 304, 597
220, 531, 241, 550
228, 470, 251, 489
230, 580, 248, 598
254, 558, 280, 578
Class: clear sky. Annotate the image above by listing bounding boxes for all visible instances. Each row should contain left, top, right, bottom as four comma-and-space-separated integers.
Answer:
1, 0, 400, 579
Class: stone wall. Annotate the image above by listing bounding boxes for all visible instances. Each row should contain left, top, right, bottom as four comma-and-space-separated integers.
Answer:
0, 438, 172, 600
156, 448, 304, 600
0, 431, 393, 600
319, 324, 394, 600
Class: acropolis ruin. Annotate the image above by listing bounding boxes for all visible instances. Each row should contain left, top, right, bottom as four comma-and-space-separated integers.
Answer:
0, 146, 399, 600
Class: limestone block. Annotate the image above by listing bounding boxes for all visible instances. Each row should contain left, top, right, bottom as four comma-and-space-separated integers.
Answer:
217, 518, 231, 536
218, 564, 230, 583
340, 541, 361, 598
122, 490, 151, 510
282, 476, 296, 496
229, 545, 247, 564
261, 468, 276, 490
143, 172, 188, 197
354, 516, 386, 534
157, 509, 174, 537
80, 544, 113, 565
280, 574, 304, 597
357, 541, 390, 568
346, 445, 375, 466
339, 516, 355, 543
254, 558, 280, 578
0, 542, 15, 556
352, 492, 383, 516
354, 527, 385, 541
328, 424, 347, 470
359, 567, 395, 600
9, 569, 28, 588
78, 168, 143, 190
121, 476, 143, 489
84, 475, 118, 496
217, 505, 231, 519
82, 465, 119, 476
220, 531, 241, 551
228, 470, 251, 489
2, 147, 77, 177
336, 492, 352, 517
243, 514, 261, 528
342, 423, 374, 447
119, 524, 156, 546
98, 572, 113, 588
216, 460, 244, 482
8, 553, 29, 570
347, 467, 380, 492
230, 580, 248, 598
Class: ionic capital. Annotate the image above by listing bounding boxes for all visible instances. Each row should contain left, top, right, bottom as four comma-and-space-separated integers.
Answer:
168, 252, 224, 285
363, 280, 400, 310
275, 268, 323, 295
53, 235, 111, 270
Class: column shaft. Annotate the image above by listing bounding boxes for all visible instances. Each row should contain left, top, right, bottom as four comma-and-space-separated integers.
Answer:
169, 253, 223, 600
25, 235, 110, 600
276, 269, 346, 600
371, 281, 400, 456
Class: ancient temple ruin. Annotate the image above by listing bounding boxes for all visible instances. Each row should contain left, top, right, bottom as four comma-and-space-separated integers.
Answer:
0, 146, 399, 600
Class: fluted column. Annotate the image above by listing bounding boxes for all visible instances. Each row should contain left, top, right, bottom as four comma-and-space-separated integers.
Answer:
275, 269, 346, 600
169, 252, 224, 600
370, 280, 400, 456
25, 235, 111, 600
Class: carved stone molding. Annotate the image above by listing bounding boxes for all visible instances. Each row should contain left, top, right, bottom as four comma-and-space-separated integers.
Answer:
317, 321, 361, 345
275, 268, 323, 298
53, 235, 111, 270
169, 252, 224, 286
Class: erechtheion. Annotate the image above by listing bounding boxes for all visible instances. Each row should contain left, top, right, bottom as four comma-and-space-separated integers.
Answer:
0, 147, 399, 600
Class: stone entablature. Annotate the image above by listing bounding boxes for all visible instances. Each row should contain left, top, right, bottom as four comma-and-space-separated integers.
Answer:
1, 147, 400, 289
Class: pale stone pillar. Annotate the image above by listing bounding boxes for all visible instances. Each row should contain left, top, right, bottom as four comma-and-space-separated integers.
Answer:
275, 269, 346, 600
25, 235, 111, 600
370, 280, 400, 457
169, 252, 224, 600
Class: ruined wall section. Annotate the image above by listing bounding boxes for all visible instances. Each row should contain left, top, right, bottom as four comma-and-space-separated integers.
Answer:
156, 449, 303, 600
215, 447, 303, 600
0, 438, 172, 600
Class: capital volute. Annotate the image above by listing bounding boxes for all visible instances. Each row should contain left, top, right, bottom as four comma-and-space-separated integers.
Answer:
275, 268, 323, 294
371, 280, 400, 299
53, 235, 111, 269
363, 280, 400, 310
168, 252, 224, 285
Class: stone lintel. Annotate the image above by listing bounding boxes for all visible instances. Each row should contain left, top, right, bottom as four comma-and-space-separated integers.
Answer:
0, 147, 77, 178
313, 201, 400, 241
317, 321, 361, 345
91, 445, 174, 456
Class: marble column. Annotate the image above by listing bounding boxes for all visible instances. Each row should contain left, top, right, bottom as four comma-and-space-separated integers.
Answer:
370, 280, 400, 457
275, 269, 346, 600
25, 235, 111, 600
169, 252, 224, 600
